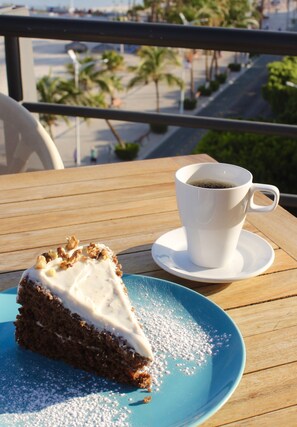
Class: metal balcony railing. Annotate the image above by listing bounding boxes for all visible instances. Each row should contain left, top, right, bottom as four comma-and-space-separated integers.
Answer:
1, 14, 297, 138
0, 13, 296, 212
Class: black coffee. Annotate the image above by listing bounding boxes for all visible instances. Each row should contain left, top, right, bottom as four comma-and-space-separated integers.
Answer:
187, 179, 235, 189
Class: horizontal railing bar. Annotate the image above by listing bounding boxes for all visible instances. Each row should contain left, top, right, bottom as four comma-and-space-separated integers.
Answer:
280, 193, 297, 207
266, 193, 297, 208
23, 102, 297, 138
0, 15, 297, 55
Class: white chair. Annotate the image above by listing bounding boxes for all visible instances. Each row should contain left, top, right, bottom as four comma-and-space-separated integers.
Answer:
0, 93, 64, 174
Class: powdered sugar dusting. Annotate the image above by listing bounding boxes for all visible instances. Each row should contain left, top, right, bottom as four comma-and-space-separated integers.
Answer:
137, 295, 216, 389
0, 365, 130, 427
0, 278, 232, 427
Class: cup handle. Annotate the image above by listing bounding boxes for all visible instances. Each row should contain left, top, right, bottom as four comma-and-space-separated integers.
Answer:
247, 183, 280, 213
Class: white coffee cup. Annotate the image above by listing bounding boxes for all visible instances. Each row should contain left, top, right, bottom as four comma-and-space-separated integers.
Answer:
175, 163, 280, 268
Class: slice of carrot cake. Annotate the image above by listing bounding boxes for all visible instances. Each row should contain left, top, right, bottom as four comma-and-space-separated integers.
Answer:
15, 236, 153, 389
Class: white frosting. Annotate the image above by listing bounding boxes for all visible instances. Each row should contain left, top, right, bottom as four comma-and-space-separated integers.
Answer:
21, 244, 153, 360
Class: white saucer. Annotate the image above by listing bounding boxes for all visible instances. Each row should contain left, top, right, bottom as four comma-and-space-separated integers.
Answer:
151, 227, 275, 283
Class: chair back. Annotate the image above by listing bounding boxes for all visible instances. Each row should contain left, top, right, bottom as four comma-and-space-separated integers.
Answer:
0, 93, 64, 174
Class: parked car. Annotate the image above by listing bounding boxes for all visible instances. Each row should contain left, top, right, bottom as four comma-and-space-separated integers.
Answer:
91, 43, 119, 53
65, 41, 88, 53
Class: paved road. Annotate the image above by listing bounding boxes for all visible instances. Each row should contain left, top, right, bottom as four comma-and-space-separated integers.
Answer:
146, 55, 281, 159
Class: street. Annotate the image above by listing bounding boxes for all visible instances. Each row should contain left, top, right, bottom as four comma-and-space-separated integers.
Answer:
146, 54, 281, 159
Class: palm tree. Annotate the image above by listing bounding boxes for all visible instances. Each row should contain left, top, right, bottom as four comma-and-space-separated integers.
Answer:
128, 46, 183, 113
178, 10, 205, 98
191, 1, 229, 81
224, 0, 259, 28
36, 73, 78, 139
65, 55, 108, 92
144, 0, 162, 22
223, 0, 259, 64
66, 53, 127, 149
101, 50, 125, 72
99, 51, 125, 108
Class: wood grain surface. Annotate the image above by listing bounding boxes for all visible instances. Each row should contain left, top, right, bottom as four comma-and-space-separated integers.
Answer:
0, 154, 296, 426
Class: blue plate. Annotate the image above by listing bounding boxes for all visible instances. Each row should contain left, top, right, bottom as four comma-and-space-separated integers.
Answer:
0, 275, 245, 427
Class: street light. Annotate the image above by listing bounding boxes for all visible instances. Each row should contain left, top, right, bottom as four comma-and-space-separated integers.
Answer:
179, 54, 186, 114
286, 81, 297, 88
67, 50, 109, 166
69, 0, 74, 13
178, 13, 188, 115
179, 13, 204, 114
67, 49, 81, 166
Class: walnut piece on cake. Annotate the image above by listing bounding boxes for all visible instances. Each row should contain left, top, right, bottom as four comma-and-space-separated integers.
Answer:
35, 255, 47, 269
66, 235, 79, 250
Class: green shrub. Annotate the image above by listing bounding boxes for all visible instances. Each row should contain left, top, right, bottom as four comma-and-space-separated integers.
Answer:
150, 123, 168, 134
216, 72, 227, 84
228, 63, 241, 72
114, 142, 139, 160
197, 84, 212, 96
198, 80, 220, 96
262, 56, 297, 124
192, 130, 297, 193
209, 80, 220, 92
183, 97, 197, 110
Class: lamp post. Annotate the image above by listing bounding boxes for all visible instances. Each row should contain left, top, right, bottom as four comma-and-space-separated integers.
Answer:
286, 81, 297, 88
179, 54, 186, 114
178, 13, 200, 114
67, 49, 81, 166
69, 0, 74, 13
67, 51, 109, 166
178, 13, 188, 115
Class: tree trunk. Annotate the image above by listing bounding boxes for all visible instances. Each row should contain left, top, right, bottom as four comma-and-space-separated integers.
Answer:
105, 119, 126, 148
190, 62, 195, 99
151, 1, 158, 22
259, 0, 265, 29
186, 50, 195, 99
205, 50, 210, 82
209, 51, 215, 81
165, 0, 171, 15
214, 51, 219, 77
209, 51, 219, 80
155, 80, 160, 113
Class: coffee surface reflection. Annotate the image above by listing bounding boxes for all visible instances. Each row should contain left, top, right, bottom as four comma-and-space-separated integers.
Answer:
187, 179, 235, 189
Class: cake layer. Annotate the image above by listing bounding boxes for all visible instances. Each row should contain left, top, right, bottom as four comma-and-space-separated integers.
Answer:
15, 277, 151, 388
16, 320, 151, 388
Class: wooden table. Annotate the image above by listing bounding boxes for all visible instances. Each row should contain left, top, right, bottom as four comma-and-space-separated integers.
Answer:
0, 154, 296, 426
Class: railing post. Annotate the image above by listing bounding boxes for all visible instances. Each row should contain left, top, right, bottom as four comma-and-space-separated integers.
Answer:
1, 6, 37, 103
5, 37, 23, 101
5, 36, 23, 101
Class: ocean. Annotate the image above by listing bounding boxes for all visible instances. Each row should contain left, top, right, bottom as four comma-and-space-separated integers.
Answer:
0, 0, 143, 10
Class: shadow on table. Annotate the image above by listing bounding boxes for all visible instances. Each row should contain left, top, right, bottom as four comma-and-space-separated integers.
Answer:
118, 244, 233, 294
0, 321, 133, 417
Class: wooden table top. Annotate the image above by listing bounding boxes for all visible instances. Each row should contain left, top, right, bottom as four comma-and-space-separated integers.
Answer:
0, 153, 296, 426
